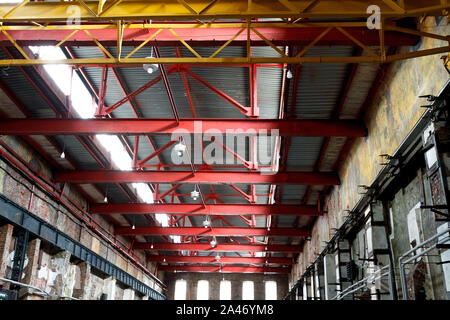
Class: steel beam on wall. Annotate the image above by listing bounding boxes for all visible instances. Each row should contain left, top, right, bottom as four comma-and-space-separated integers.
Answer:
91, 203, 320, 216
54, 170, 340, 186
0, 118, 367, 137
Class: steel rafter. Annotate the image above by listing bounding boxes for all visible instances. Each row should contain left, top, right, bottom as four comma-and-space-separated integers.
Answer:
0, 118, 367, 137
158, 265, 290, 274
147, 255, 294, 265
55, 170, 340, 185
115, 226, 310, 237
134, 242, 302, 253
91, 203, 321, 216
0, 25, 419, 47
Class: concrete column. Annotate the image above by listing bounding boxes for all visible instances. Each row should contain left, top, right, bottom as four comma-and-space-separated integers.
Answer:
189, 279, 198, 300
336, 239, 352, 299
315, 263, 322, 299
0, 224, 14, 280
367, 202, 391, 300
51, 250, 71, 298
73, 262, 91, 300
209, 277, 220, 300
123, 288, 135, 300
324, 253, 337, 300
22, 238, 41, 286
20, 238, 42, 300
254, 279, 264, 300
103, 276, 116, 300
310, 273, 315, 300
302, 279, 308, 300
231, 280, 242, 300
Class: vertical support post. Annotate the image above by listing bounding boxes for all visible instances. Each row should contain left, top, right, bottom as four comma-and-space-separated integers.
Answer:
73, 262, 92, 300
95, 65, 108, 117
10, 229, 29, 291
336, 238, 353, 300
132, 135, 139, 170
20, 238, 41, 299
368, 201, 394, 300
0, 224, 14, 280
302, 277, 308, 300
103, 276, 117, 300
310, 270, 316, 300
123, 288, 135, 300
324, 253, 337, 300
315, 262, 323, 299
249, 63, 259, 117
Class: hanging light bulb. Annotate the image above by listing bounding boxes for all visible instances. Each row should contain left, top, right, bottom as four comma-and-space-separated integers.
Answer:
286, 69, 293, 79
60, 140, 66, 159
268, 226, 271, 231
143, 60, 159, 74
174, 140, 187, 157
202, 219, 211, 228
142, 47, 159, 74
132, 224, 135, 230
210, 239, 217, 247
191, 188, 199, 201
150, 242, 154, 249
103, 196, 108, 203
143, 48, 159, 74
163, 258, 166, 263
215, 255, 221, 261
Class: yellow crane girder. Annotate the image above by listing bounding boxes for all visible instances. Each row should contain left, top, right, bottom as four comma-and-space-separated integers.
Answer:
0, 0, 448, 22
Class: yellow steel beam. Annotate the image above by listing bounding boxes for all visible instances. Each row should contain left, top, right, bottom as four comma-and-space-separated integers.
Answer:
296, 27, 333, 58
0, 0, 447, 22
0, 47, 448, 66
0, 22, 382, 31
209, 27, 246, 58
117, 20, 123, 60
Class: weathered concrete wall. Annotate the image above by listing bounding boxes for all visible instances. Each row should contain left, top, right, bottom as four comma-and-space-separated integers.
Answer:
291, 16, 450, 283
0, 135, 164, 297
164, 272, 288, 300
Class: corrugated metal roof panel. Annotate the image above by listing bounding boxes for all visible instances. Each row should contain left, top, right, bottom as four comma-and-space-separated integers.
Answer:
286, 137, 324, 170
257, 66, 282, 119
0, 64, 55, 118
281, 185, 307, 203
53, 135, 101, 170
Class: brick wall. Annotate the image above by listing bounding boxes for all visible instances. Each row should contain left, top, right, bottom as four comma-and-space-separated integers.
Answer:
0, 135, 164, 298
291, 16, 450, 284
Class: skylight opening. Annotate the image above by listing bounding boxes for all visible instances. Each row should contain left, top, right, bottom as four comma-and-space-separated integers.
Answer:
29, 46, 158, 212
0, 0, 22, 4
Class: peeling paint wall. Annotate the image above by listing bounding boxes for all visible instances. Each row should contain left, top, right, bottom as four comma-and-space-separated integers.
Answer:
292, 17, 450, 282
